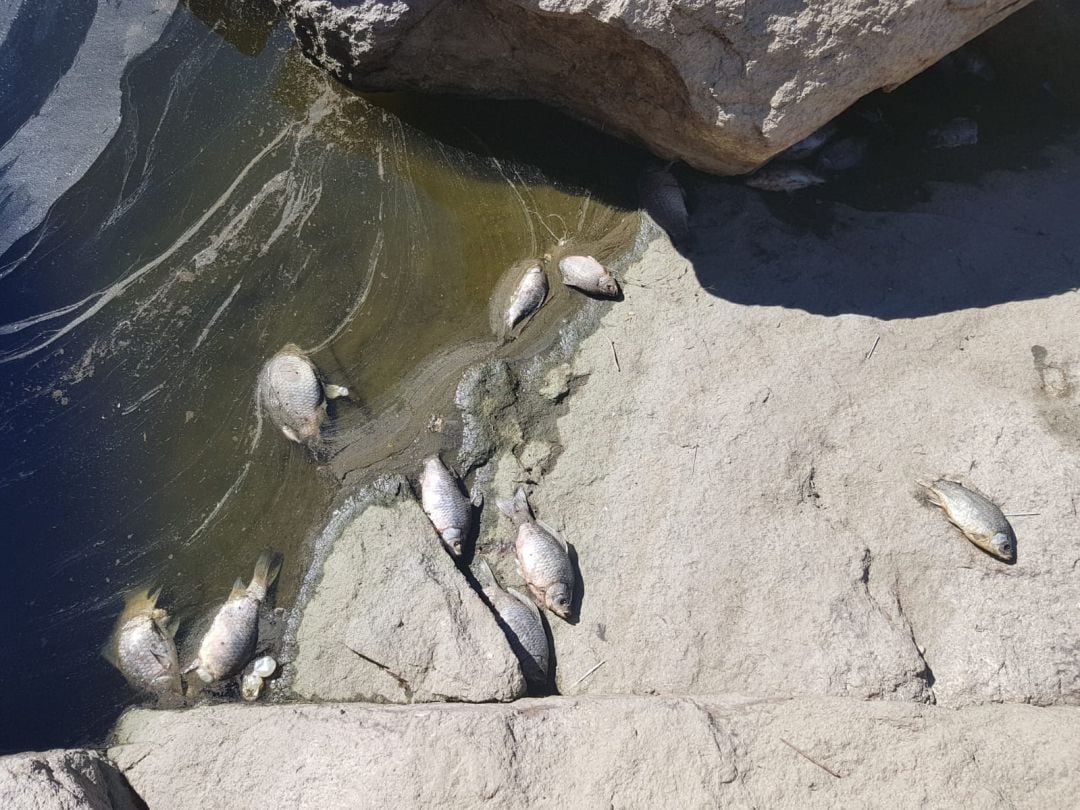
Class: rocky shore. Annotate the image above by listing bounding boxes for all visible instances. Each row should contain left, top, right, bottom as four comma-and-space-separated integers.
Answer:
9, 126, 1080, 804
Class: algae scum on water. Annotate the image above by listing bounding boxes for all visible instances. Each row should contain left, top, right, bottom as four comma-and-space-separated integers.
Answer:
0, 1, 639, 753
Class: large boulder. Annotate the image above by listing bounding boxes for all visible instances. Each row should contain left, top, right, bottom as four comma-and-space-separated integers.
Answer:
0, 749, 142, 810
272, 0, 1033, 173
291, 495, 527, 703
110, 697, 1080, 808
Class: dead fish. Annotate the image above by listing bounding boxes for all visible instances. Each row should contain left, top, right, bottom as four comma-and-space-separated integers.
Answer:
745, 164, 826, 192
816, 136, 868, 173
919, 479, 1016, 562
185, 551, 282, 684
505, 265, 547, 331
928, 117, 978, 149
103, 587, 181, 695
478, 559, 550, 686
779, 122, 838, 161
420, 456, 479, 556
258, 344, 348, 444
558, 255, 619, 298
498, 487, 574, 619
638, 164, 691, 247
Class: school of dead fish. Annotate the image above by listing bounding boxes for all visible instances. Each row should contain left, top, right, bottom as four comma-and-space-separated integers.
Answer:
106, 43, 1024, 704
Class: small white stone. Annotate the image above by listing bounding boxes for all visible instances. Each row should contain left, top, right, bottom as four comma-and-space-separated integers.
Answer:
253, 656, 278, 678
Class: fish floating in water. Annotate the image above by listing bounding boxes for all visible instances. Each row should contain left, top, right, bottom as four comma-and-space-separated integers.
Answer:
505, 265, 548, 332
478, 559, 550, 687
745, 164, 826, 192
185, 551, 282, 685
258, 344, 348, 444
638, 164, 691, 248
558, 255, 620, 298
498, 487, 575, 619
927, 117, 978, 149
919, 479, 1016, 563
420, 456, 479, 556
103, 587, 181, 695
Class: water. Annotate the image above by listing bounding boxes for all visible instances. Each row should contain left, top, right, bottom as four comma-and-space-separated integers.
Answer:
0, 0, 639, 753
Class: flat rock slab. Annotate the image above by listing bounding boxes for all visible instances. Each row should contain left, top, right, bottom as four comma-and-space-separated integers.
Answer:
110, 696, 1080, 808
0, 749, 141, 810
274, 0, 1033, 173
506, 141, 1080, 707
292, 497, 526, 703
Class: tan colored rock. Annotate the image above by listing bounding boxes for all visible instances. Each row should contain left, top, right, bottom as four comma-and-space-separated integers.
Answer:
292, 497, 526, 703
110, 696, 1080, 808
273, 0, 1033, 173
529, 142, 1080, 706
0, 749, 141, 810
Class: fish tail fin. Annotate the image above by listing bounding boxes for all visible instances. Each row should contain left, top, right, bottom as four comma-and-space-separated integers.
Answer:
118, 586, 161, 624
249, 551, 283, 601
497, 487, 533, 526
915, 479, 942, 508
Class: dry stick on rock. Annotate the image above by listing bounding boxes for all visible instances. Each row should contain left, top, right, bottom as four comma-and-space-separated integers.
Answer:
568, 660, 606, 690
779, 738, 843, 779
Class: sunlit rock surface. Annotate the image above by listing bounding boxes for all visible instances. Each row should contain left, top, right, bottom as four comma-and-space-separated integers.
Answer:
273, 0, 1034, 173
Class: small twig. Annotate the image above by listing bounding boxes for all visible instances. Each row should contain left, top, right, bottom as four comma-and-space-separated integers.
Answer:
780, 738, 843, 779
1003, 512, 1039, 517
610, 341, 621, 372
568, 660, 606, 690
864, 335, 880, 361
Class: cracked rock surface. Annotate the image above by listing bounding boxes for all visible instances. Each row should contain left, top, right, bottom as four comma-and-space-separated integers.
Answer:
272, 0, 1034, 173
292, 495, 526, 703
110, 696, 1080, 808
0, 749, 141, 810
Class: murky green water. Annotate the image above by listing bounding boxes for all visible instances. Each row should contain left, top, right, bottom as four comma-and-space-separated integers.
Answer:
0, 0, 639, 752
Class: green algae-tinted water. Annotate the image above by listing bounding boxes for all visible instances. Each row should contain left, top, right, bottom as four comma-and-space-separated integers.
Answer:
0, 1, 640, 752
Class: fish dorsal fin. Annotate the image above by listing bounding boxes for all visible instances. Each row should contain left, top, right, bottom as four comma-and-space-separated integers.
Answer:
508, 587, 542, 621
536, 518, 568, 551
119, 586, 160, 624
229, 577, 246, 599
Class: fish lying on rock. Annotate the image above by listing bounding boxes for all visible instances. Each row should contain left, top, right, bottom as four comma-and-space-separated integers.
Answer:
498, 487, 575, 619
558, 255, 620, 298
505, 265, 548, 332
638, 163, 691, 247
779, 122, 838, 162
478, 559, 550, 687
258, 344, 348, 444
927, 117, 978, 149
420, 456, 480, 556
816, 136, 868, 173
103, 587, 181, 695
919, 479, 1016, 563
745, 164, 826, 192
185, 551, 282, 685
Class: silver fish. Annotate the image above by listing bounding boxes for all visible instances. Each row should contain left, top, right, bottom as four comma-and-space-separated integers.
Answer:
258, 344, 348, 444
420, 456, 475, 556
920, 479, 1016, 562
185, 552, 282, 684
745, 164, 826, 192
779, 122, 838, 161
558, 255, 620, 298
816, 136, 868, 173
498, 487, 574, 619
928, 117, 978, 149
478, 559, 550, 687
103, 588, 181, 695
506, 265, 547, 331
638, 164, 690, 246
